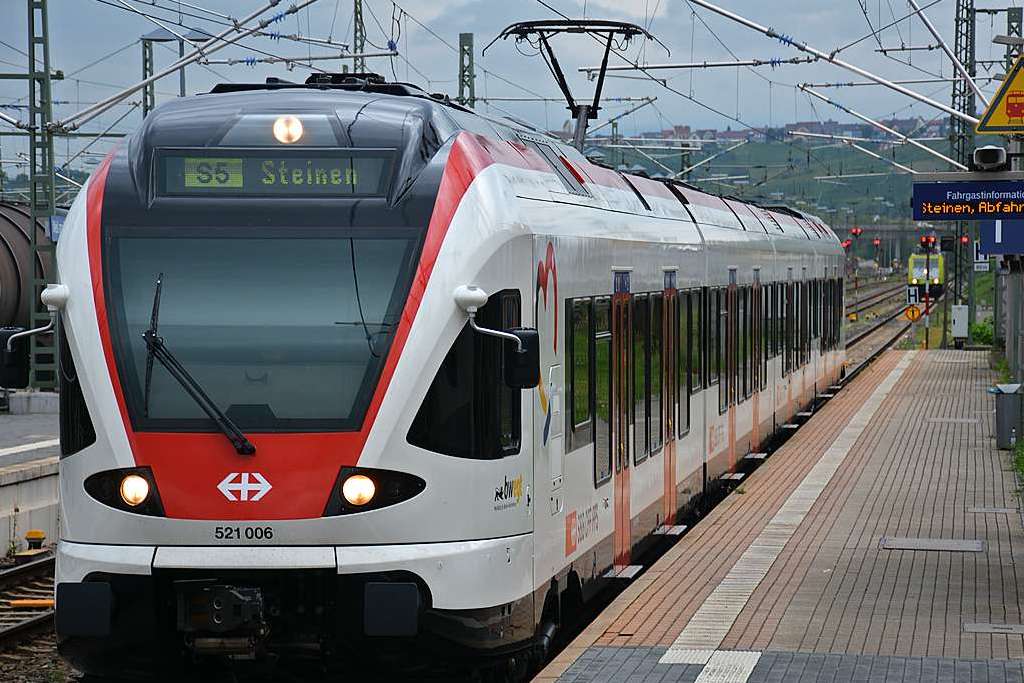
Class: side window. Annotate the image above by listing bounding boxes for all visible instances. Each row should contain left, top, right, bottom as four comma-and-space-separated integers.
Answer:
709, 288, 720, 387
690, 289, 703, 395
650, 292, 663, 453
59, 320, 97, 458
594, 297, 612, 486
761, 286, 769, 389
739, 287, 748, 401
408, 290, 522, 459
718, 288, 728, 414
567, 298, 593, 452
679, 291, 691, 435
633, 294, 650, 463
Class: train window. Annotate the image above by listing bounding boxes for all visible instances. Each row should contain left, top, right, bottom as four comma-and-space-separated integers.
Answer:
651, 293, 663, 454
58, 320, 97, 458
719, 288, 728, 414
633, 295, 650, 464
708, 288, 720, 389
594, 297, 612, 487
679, 291, 691, 436
783, 282, 793, 375
690, 289, 703, 396
567, 298, 594, 452
798, 282, 806, 366
408, 290, 521, 460
738, 288, 747, 401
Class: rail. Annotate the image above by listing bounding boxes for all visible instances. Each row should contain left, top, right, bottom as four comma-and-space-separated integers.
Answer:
0, 555, 54, 648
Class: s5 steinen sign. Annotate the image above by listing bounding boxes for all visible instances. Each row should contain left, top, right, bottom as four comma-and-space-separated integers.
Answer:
912, 181, 1024, 221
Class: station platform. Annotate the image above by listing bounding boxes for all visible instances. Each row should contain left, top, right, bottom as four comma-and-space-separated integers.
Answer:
537, 350, 1024, 682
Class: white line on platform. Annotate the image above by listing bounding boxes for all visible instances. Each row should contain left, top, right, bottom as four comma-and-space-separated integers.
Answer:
0, 439, 60, 458
660, 352, 914, 677
693, 651, 762, 682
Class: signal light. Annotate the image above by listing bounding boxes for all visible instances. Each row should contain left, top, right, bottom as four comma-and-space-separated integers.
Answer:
872, 238, 881, 247
850, 227, 863, 237
960, 235, 970, 245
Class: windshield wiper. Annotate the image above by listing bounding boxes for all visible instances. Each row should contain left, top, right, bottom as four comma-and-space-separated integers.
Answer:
141, 274, 256, 456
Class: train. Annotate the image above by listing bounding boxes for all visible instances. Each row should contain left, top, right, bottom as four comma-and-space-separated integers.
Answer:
3, 73, 845, 678
908, 252, 945, 300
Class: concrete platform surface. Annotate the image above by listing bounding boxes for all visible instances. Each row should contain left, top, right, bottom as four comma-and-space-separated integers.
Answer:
538, 350, 1024, 682
0, 412, 59, 466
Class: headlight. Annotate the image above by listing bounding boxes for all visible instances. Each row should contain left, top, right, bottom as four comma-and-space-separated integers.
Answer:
272, 115, 303, 144
911, 278, 918, 285
342, 475, 376, 506
119, 474, 150, 506
85, 467, 164, 516
323, 467, 426, 516
932, 277, 939, 285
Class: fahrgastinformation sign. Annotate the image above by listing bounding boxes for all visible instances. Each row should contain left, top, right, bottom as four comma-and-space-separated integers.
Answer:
912, 181, 1024, 220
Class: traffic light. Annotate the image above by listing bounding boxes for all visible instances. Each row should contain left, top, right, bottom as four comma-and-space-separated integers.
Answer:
872, 238, 881, 247
960, 234, 970, 245
850, 226, 863, 237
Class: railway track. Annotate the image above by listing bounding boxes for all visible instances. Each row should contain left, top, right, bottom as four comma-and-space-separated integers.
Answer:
845, 282, 905, 316
0, 556, 54, 650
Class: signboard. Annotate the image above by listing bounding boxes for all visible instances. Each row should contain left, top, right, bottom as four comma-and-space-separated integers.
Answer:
912, 181, 1024, 220
977, 54, 1024, 134
907, 286, 919, 305
980, 219, 1024, 255
156, 150, 393, 198
975, 239, 991, 272
905, 305, 922, 322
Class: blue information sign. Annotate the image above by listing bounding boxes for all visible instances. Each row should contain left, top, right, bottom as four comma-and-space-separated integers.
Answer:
912, 180, 1024, 221
980, 219, 1024, 255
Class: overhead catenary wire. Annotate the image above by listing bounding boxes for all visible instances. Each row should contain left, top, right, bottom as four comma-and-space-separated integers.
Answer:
579, 56, 818, 75
842, 140, 918, 174
58, 0, 323, 132
123, 0, 350, 49
905, 0, 989, 107
799, 86, 966, 170
683, 0, 980, 125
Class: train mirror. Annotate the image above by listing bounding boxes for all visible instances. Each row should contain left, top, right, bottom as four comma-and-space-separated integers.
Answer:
503, 328, 539, 389
0, 328, 30, 390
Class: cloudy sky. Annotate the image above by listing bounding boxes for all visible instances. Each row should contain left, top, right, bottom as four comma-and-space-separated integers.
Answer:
0, 0, 1015, 168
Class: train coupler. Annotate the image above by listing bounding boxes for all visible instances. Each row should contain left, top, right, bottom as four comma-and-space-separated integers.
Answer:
175, 581, 269, 657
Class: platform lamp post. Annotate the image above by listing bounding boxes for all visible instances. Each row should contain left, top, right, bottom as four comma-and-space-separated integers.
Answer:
850, 227, 864, 321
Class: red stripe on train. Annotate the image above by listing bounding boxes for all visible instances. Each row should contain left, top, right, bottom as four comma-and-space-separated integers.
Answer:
86, 132, 494, 520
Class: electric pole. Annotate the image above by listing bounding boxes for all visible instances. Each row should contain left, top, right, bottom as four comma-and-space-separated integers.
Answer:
951, 0, 976, 342
353, 0, 367, 73
27, 0, 56, 388
458, 33, 475, 107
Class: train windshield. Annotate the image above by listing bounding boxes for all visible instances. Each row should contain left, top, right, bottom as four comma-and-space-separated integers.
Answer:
106, 228, 418, 432
910, 257, 937, 279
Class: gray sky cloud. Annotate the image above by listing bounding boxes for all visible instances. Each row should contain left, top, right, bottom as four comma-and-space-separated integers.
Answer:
0, 0, 1005, 165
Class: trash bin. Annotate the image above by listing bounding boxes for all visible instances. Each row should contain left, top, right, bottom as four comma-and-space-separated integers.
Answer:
992, 383, 1023, 450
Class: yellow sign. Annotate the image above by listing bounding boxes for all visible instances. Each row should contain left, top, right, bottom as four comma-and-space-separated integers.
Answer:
905, 305, 922, 322
976, 55, 1024, 134
184, 157, 243, 189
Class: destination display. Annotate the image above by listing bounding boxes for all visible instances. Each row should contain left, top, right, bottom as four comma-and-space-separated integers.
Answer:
912, 180, 1024, 221
158, 151, 392, 197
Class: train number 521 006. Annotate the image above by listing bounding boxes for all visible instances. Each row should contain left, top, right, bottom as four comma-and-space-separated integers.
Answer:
213, 526, 274, 541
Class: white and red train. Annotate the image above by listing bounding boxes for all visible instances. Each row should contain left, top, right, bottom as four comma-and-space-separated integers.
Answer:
25, 74, 845, 677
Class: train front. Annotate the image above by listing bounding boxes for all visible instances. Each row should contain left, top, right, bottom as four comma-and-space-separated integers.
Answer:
53, 90, 537, 677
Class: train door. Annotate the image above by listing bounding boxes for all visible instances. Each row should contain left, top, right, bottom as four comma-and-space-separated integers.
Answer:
663, 272, 678, 525
726, 268, 737, 471
612, 271, 631, 568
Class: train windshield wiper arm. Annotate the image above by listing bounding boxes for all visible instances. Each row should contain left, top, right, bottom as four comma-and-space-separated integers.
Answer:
141, 275, 256, 456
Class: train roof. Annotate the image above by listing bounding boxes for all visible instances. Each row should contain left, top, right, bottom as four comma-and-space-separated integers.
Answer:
136, 73, 837, 243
